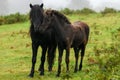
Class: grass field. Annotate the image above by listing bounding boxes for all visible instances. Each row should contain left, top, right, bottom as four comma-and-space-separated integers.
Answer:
0, 13, 120, 80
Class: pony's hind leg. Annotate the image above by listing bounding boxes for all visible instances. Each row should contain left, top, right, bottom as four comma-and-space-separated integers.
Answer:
29, 43, 39, 77
74, 48, 80, 73
79, 46, 86, 71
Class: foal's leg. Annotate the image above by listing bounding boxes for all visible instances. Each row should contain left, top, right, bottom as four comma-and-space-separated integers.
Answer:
29, 43, 39, 77
79, 46, 86, 71
65, 47, 70, 73
47, 47, 52, 71
39, 46, 47, 75
47, 45, 56, 71
74, 48, 80, 72
56, 47, 63, 77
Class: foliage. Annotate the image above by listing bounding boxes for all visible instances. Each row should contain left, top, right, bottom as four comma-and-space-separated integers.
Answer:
60, 8, 74, 15
101, 7, 117, 16
0, 8, 119, 25
60, 7, 119, 16
0, 13, 28, 25
60, 8, 96, 15
80, 8, 96, 14
0, 16, 5, 25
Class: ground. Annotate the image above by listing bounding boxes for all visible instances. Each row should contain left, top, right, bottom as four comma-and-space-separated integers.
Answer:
0, 13, 120, 80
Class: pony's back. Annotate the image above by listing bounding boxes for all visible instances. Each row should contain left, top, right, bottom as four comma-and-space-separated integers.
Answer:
73, 21, 89, 39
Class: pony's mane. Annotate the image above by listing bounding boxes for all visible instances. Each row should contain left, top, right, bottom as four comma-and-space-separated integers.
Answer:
45, 10, 71, 24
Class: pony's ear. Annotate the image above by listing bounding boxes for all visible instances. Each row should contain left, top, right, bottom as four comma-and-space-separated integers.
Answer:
30, 4, 33, 8
40, 3, 44, 8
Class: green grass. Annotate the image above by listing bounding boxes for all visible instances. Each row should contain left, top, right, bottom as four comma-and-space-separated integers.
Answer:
0, 13, 120, 80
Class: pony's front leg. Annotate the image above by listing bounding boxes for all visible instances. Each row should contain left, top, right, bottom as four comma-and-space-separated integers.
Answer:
56, 47, 63, 77
39, 46, 47, 75
29, 42, 39, 77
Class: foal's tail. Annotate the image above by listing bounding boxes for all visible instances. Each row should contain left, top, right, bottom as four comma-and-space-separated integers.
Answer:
84, 23, 90, 42
76, 21, 90, 43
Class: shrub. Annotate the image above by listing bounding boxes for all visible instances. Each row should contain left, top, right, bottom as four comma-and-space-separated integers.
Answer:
101, 7, 117, 15
0, 13, 28, 25
80, 8, 96, 14
60, 8, 96, 15
0, 16, 5, 25
60, 8, 74, 15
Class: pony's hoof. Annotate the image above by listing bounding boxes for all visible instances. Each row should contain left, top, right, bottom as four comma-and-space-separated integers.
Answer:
28, 74, 34, 78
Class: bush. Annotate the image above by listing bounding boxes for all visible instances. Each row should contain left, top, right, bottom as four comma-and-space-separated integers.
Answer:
80, 8, 96, 14
0, 16, 5, 25
60, 8, 96, 15
101, 7, 117, 15
60, 8, 74, 15
0, 13, 28, 25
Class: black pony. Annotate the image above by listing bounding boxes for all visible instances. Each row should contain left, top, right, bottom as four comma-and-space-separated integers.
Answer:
39, 10, 90, 76
29, 4, 57, 77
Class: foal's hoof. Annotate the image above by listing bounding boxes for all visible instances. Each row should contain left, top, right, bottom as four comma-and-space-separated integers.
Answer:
48, 68, 52, 72
79, 67, 82, 71
79, 65, 82, 71
40, 72, 44, 76
74, 69, 78, 73
38, 67, 42, 71
74, 70, 77, 73
56, 74, 60, 77
48, 66, 52, 72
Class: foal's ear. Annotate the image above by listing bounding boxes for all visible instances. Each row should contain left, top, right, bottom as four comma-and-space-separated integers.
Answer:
40, 3, 44, 8
30, 3, 33, 8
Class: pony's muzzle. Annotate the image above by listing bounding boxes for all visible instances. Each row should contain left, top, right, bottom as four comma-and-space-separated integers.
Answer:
39, 27, 46, 33
33, 24, 40, 32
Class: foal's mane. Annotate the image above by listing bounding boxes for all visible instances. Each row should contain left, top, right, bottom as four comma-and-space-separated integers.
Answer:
45, 10, 71, 24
